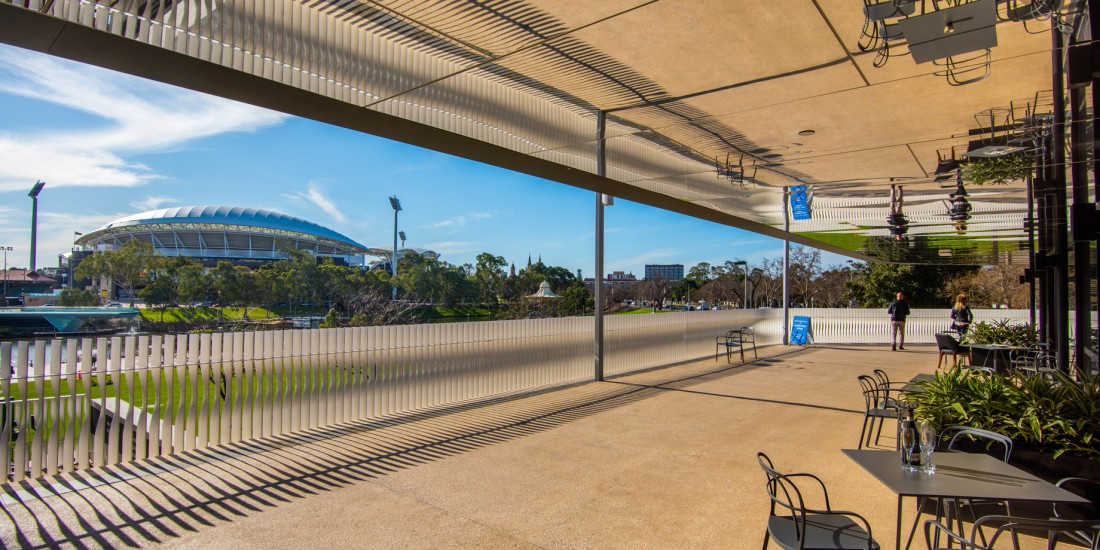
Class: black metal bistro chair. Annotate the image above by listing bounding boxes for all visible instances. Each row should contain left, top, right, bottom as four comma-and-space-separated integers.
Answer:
925, 515, 1100, 550
857, 375, 900, 449
1051, 477, 1100, 548
942, 427, 1017, 546
872, 369, 906, 409
758, 452, 879, 550
715, 328, 746, 364
741, 326, 758, 361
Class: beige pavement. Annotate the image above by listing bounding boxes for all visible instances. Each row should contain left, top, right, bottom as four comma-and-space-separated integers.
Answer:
0, 345, 1057, 548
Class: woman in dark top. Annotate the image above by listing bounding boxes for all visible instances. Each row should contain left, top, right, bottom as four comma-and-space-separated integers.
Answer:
950, 294, 973, 336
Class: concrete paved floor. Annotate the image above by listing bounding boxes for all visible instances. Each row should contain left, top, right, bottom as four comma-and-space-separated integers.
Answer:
0, 344, 1065, 549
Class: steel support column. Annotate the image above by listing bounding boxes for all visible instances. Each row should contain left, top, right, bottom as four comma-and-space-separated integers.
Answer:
595, 111, 606, 381
1026, 175, 1036, 328
783, 186, 790, 345
1051, 26, 1071, 371
1069, 75, 1093, 372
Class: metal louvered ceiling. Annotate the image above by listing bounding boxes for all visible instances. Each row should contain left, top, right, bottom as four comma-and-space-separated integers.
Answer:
0, 0, 1065, 265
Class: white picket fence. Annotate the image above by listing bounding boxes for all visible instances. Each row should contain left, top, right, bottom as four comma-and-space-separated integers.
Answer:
787, 308, 1033, 344
1, 309, 1034, 482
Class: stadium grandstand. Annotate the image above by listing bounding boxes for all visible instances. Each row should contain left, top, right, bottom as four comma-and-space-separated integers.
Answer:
73, 206, 438, 269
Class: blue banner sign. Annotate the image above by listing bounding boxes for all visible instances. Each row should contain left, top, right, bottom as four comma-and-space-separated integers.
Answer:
790, 315, 812, 345
790, 185, 811, 220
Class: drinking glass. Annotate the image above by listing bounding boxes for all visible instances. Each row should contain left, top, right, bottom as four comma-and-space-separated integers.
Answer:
919, 421, 937, 473
900, 424, 917, 471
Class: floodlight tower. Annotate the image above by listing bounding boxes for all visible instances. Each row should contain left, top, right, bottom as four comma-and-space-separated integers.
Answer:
28, 180, 45, 272
399, 231, 406, 248
389, 196, 401, 300
734, 260, 748, 309
1, 246, 12, 303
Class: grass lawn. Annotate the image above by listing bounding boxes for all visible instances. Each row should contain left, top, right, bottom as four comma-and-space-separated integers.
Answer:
140, 306, 278, 323
3, 360, 366, 444
417, 306, 493, 319
614, 307, 674, 315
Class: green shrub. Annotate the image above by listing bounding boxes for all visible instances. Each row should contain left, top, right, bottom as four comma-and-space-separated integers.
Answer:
963, 319, 1037, 346
908, 365, 1100, 459
963, 154, 1033, 186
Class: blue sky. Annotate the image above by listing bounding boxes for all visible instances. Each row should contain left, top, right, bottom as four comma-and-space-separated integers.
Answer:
0, 43, 848, 278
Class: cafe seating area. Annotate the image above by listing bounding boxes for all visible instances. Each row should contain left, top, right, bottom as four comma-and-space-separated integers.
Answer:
1, 343, 1096, 548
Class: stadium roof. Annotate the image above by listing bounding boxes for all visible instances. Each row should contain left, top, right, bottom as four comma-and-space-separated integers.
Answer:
77, 206, 370, 255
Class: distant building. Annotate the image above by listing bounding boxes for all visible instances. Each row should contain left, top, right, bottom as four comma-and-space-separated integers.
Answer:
1, 269, 57, 305
582, 271, 637, 292
645, 264, 683, 282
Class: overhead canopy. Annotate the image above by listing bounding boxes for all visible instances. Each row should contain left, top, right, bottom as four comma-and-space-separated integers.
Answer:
0, 0, 1067, 265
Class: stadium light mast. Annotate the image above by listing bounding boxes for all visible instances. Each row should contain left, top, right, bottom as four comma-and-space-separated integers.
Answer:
389, 196, 401, 300
399, 231, 406, 248
1, 246, 12, 303
734, 260, 748, 309
28, 180, 45, 272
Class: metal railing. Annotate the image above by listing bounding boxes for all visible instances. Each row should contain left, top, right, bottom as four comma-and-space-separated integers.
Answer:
1, 309, 1035, 481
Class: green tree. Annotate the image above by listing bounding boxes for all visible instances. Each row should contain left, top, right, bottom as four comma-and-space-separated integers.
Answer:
685, 262, 712, 285
58, 288, 100, 306
213, 262, 262, 319
73, 240, 160, 307
176, 264, 213, 306
557, 286, 592, 316
139, 279, 176, 319
849, 262, 975, 308
474, 253, 507, 306
316, 261, 361, 312
319, 307, 340, 328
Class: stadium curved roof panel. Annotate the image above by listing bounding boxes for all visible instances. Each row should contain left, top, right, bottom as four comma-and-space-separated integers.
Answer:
78, 206, 369, 253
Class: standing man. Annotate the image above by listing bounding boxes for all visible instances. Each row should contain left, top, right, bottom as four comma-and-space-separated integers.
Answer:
887, 291, 910, 351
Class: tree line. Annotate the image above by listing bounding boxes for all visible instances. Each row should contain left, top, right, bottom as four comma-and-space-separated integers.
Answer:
66, 241, 593, 323
65, 241, 1027, 326
629, 246, 1026, 310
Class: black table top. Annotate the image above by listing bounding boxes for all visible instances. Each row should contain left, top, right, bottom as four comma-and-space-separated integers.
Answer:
899, 374, 934, 394
843, 449, 1088, 504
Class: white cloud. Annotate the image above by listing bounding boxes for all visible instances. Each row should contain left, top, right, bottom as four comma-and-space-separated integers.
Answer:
0, 45, 285, 191
423, 241, 478, 256
431, 216, 466, 231
427, 211, 492, 233
129, 196, 178, 212
611, 248, 680, 268
286, 182, 348, 223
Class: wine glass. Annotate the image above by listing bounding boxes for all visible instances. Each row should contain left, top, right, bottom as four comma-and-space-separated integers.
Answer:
900, 424, 917, 471
919, 421, 937, 473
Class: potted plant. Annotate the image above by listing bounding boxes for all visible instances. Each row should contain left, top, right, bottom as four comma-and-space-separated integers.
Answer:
908, 365, 1100, 482
962, 154, 1034, 186
962, 319, 1037, 346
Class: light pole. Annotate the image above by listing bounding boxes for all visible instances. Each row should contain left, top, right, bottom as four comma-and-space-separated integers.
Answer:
389, 196, 401, 300
399, 231, 406, 248
28, 180, 45, 272
1, 246, 11, 305
845, 259, 855, 307
734, 260, 748, 309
